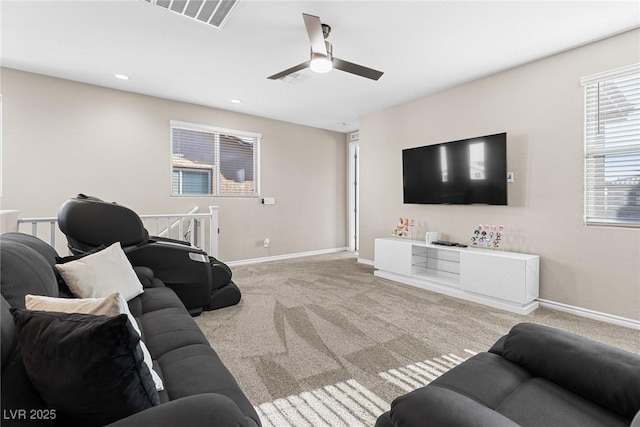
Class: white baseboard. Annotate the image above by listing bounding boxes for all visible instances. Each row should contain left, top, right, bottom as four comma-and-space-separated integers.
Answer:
228, 247, 349, 267
357, 258, 374, 266
538, 299, 640, 330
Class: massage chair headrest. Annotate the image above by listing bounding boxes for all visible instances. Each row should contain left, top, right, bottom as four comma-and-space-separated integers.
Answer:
58, 194, 148, 249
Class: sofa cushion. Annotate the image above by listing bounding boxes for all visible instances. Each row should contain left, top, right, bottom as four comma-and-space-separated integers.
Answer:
502, 323, 640, 418
496, 377, 629, 427
429, 352, 532, 408
0, 239, 58, 307
157, 344, 258, 421
136, 287, 210, 356
55, 241, 144, 301
135, 286, 259, 424
1, 232, 59, 267
1, 296, 17, 368
11, 309, 160, 427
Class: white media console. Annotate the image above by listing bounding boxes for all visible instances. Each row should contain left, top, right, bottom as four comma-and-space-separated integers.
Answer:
374, 237, 539, 314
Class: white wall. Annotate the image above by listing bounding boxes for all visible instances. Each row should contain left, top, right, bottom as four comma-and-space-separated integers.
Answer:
0, 68, 347, 261
359, 29, 640, 321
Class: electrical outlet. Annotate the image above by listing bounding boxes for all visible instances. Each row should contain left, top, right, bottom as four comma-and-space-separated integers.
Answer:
507, 172, 515, 183
263, 238, 270, 248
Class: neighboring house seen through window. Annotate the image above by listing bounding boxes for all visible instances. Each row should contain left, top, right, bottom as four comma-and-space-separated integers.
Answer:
171, 121, 260, 197
582, 64, 640, 227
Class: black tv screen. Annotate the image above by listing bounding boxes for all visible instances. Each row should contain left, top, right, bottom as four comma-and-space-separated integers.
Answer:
403, 132, 507, 205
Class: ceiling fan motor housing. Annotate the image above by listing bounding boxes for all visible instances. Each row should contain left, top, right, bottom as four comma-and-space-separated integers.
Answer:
311, 41, 333, 60
321, 23, 331, 39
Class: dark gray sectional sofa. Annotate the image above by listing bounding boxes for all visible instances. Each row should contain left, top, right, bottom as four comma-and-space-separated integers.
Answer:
376, 322, 640, 427
1, 232, 260, 427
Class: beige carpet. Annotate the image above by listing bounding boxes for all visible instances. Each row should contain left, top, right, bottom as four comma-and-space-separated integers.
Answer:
195, 252, 639, 425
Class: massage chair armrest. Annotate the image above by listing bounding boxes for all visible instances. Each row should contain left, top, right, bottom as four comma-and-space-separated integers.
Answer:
105, 394, 260, 427
387, 386, 519, 427
133, 267, 165, 288
148, 235, 192, 247
125, 243, 212, 311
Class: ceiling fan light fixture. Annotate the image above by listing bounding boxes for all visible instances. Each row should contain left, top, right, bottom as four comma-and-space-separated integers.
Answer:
310, 54, 332, 74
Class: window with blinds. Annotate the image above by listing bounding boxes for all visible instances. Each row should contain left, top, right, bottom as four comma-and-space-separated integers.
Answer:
171, 121, 260, 197
582, 64, 640, 227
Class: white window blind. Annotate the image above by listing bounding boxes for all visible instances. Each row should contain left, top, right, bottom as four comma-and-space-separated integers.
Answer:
171, 121, 260, 197
582, 64, 640, 227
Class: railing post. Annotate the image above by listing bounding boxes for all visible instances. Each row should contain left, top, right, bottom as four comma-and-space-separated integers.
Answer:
208, 206, 219, 258
199, 219, 205, 252
49, 221, 56, 248
189, 218, 196, 247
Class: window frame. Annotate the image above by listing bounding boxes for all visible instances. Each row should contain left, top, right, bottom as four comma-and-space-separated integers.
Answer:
581, 63, 640, 228
170, 120, 261, 198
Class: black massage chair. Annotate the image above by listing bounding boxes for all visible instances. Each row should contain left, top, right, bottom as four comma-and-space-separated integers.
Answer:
57, 194, 241, 316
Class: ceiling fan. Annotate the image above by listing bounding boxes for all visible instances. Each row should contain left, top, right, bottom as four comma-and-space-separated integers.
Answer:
267, 13, 384, 81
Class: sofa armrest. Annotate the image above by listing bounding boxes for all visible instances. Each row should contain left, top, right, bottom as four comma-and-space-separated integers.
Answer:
133, 266, 165, 288
105, 394, 260, 427
502, 323, 640, 418
374, 411, 394, 427
488, 335, 507, 355
388, 386, 519, 427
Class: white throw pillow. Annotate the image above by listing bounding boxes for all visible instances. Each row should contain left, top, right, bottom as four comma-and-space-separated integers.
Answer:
25, 293, 164, 391
55, 242, 144, 301
25, 293, 123, 317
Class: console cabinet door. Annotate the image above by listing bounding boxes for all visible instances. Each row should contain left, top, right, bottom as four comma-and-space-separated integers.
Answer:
460, 252, 534, 304
374, 239, 412, 276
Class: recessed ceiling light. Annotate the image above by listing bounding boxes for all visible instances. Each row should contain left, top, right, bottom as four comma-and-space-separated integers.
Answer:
230, 99, 242, 104
338, 122, 346, 127
114, 73, 130, 80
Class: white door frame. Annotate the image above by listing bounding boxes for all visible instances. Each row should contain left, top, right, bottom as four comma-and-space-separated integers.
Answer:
347, 139, 359, 251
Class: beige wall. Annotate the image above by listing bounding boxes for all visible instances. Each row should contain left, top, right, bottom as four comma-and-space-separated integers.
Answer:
0, 68, 347, 261
359, 29, 640, 321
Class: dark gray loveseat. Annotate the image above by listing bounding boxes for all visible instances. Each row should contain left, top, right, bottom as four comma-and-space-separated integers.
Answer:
376, 323, 640, 427
1, 232, 261, 427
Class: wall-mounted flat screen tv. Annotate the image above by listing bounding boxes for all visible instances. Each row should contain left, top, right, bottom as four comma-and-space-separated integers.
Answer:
402, 132, 507, 205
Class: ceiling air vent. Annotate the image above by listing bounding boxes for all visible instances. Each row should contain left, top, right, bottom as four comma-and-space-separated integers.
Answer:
143, 0, 239, 29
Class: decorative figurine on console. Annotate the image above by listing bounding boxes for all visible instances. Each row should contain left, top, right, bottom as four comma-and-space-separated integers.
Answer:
470, 224, 505, 249
393, 217, 415, 239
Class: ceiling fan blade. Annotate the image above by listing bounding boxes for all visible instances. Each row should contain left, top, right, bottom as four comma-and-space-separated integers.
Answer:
267, 61, 310, 80
302, 13, 327, 55
332, 58, 384, 81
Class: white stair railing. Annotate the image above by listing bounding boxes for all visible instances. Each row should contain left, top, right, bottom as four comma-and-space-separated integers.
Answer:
16, 206, 219, 258
141, 207, 200, 243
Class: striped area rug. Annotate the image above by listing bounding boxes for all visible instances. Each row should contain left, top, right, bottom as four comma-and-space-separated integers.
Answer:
254, 349, 478, 427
